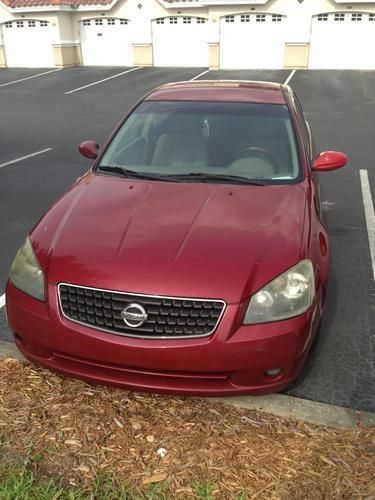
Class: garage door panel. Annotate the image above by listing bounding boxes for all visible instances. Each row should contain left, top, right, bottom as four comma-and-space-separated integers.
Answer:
2, 20, 54, 68
309, 12, 375, 69
80, 18, 133, 67
152, 17, 209, 67
220, 14, 286, 70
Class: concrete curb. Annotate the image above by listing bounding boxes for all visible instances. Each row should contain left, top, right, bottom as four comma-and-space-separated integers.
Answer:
1, 340, 374, 428
0, 340, 24, 361
212, 394, 375, 428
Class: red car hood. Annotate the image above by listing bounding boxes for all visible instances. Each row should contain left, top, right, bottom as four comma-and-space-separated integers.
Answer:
32, 173, 307, 303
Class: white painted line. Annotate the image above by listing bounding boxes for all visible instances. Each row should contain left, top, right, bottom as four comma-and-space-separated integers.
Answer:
360, 169, 375, 283
0, 69, 61, 88
0, 148, 52, 170
284, 69, 296, 86
0, 294, 5, 309
65, 66, 143, 94
190, 69, 210, 81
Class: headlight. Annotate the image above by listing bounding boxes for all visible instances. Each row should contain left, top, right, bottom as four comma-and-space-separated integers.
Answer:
9, 238, 45, 301
244, 260, 315, 324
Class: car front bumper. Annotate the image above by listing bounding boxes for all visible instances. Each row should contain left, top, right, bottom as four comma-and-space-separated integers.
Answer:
6, 281, 321, 396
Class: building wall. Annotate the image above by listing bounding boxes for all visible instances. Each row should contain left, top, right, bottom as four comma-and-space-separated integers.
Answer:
57, 10, 75, 41
0, 46, 5, 67
53, 11, 78, 66
0, 0, 13, 65
0, 2, 12, 24
72, 0, 206, 42
284, 44, 310, 69
0, 11, 60, 35
133, 44, 153, 66
204, 0, 375, 43
1, 0, 375, 68
0, 10, 61, 66
71, 0, 207, 66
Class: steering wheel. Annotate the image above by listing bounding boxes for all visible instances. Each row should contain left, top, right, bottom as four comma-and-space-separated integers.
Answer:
235, 146, 279, 173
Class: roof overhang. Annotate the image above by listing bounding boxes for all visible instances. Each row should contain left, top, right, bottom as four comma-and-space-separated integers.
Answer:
158, 0, 269, 8
1, 0, 272, 13
1, 0, 118, 12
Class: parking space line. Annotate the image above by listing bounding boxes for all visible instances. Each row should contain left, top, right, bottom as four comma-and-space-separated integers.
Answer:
0, 69, 61, 88
0, 295, 5, 310
64, 67, 143, 94
360, 169, 375, 283
190, 69, 210, 81
284, 70, 296, 86
0, 148, 52, 170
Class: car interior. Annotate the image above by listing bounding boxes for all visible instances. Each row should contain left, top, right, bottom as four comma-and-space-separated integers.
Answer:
100, 104, 300, 182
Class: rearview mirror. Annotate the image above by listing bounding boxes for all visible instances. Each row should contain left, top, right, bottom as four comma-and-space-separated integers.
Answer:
79, 141, 99, 160
312, 151, 347, 172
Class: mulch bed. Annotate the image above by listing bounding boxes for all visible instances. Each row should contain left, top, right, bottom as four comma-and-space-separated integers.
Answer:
0, 358, 374, 499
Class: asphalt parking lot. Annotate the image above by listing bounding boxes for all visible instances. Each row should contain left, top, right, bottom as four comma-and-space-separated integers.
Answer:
0, 66, 374, 412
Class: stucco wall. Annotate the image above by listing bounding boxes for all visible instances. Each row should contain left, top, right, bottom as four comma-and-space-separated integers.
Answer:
2, 0, 375, 68
3, 0, 375, 48
72, 0, 207, 43
284, 43, 309, 68
53, 43, 79, 66
0, 45, 6, 66
208, 42, 219, 69
207, 0, 375, 44
57, 11, 74, 41
3, 0, 375, 45
0, 2, 11, 24
133, 43, 153, 66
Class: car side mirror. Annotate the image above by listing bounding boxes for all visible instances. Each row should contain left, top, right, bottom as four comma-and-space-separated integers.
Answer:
312, 151, 347, 172
79, 141, 99, 160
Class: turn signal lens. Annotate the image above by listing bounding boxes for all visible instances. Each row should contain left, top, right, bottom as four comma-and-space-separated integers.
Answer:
9, 238, 45, 301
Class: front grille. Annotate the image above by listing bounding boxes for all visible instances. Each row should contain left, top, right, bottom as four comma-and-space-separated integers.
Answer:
58, 284, 225, 339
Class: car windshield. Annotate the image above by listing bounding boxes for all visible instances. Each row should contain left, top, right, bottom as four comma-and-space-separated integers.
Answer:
98, 100, 302, 185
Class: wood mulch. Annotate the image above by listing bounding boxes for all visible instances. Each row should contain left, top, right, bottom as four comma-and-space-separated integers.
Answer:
0, 358, 374, 499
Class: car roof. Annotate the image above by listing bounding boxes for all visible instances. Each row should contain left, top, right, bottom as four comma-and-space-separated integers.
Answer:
145, 80, 288, 105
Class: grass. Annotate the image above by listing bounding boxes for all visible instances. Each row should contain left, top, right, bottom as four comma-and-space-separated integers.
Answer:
0, 459, 74, 500
0, 442, 131, 500
192, 481, 215, 499
0, 453, 226, 500
0, 439, 233, 500
1, 360, 374, 499
0, 464, 142, 500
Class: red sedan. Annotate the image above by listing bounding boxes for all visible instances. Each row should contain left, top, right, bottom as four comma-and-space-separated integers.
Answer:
6, 81, 347, 395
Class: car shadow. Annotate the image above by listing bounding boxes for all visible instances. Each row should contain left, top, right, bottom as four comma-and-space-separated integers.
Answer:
284, 267, 339, 393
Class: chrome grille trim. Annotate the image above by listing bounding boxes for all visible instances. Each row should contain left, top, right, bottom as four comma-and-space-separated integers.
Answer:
58, 283, 226, 340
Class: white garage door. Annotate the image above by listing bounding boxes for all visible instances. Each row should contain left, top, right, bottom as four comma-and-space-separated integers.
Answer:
220, 13, 286, 69
152, 17, 209, 67
309, 12, 375, 69
2, 20, 54, 68
80, 18, 133, 66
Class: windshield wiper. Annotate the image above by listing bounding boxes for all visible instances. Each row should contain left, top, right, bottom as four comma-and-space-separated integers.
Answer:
97, 167, 266, 185
97, 166, 174, 182
159, 173, 266, 186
